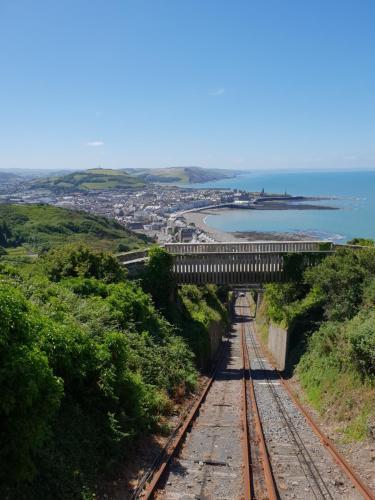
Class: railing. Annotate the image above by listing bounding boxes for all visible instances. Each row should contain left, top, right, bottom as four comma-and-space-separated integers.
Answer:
164, 241, 333, 254
170, 251, 326, 284
117, 241, 370, 284
117, 248, 149, 264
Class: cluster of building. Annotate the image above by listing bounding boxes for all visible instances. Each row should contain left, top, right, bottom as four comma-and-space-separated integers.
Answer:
1, 183, 259, 243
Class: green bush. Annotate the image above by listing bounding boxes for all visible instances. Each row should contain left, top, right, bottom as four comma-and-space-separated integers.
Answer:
43, 244, 126, 283
363, 277, 375, 308
0, 241, 233, 497
305, 248, 371, 321
141, 246, 174, 310
347, 238, 374, 247
263, 246, 375, 440
0, 284, 62, 486
264, 283, 307, 326
347, 312, 375, 376
166, 284, 229, 369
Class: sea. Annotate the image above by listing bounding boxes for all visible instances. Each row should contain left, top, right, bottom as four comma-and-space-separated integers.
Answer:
189, 170, 375, 243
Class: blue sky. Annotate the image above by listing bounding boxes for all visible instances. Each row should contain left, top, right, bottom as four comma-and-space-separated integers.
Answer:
1, 0, 375, 171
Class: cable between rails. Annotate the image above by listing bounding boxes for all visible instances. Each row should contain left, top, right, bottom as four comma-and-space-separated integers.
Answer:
242, 299, 334, 500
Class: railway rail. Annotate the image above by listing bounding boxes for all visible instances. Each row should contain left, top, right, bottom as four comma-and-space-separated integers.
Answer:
242, 298, 336, 498
131, 339, 230, 499
241, 295, 373, 500
131, 296, 374, 500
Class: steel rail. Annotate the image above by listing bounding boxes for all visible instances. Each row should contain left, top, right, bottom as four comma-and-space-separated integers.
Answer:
248, 295, 375, 499
240, 299, 278, 500
248, 295, 374, 500
133, 338, 230, 499
277, 372, 375, 500
243, 302, 334, 499
240, 317, 253, 500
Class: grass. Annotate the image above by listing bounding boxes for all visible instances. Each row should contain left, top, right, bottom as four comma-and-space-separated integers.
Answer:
88, 168, 122, 176
6, 247, 30, 257
130, 166, 239, 184
0, 204, 148, 253
297, 343, 375, 441
255, 295, 270, 345
30, 168, 146, 192
343, 404, 372, 441
167, 284, 230, 370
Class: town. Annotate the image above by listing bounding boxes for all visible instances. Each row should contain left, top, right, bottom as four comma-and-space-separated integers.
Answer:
0, 175, 336, 245
0, 181, 259, 243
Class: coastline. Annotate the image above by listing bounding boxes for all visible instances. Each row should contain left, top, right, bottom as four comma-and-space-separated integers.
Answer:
183, 209, 316, 242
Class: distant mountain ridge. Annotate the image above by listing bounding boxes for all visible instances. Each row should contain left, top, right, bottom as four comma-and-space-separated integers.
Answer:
30, 168, 146, 192
0, 168, 74, 179
124, 166, 246, 184
26, 166, 245, 192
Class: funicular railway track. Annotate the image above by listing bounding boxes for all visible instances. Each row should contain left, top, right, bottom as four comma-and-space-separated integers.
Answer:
133, 299, 252, 499
132, 296, 374, 500
240, 297, 335, 499
240, 295, 373, 500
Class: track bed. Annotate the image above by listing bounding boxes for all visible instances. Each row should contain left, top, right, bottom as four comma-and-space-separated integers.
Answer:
136, 297, 373, 500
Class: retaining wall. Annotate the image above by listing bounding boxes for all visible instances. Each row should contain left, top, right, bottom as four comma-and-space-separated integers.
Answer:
268, 323, 290, 371
208, 320, 225, 364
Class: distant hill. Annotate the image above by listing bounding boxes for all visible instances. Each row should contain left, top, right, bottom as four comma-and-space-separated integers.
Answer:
25, 166, 246, 192
0, 168, 75, 180
124, 166, 245, 184
0, 204, 148, 254
0, 171, 23, 184
30, 168, 146, 192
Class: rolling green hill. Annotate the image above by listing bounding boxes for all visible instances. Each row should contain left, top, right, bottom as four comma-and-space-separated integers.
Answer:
28, 166, 245, 191
0, 204, 148, 254
30, 168, 146, 192
125, 166, 244, 184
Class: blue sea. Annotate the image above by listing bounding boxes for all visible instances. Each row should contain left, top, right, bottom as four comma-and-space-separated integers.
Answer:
191, 170, 375, 243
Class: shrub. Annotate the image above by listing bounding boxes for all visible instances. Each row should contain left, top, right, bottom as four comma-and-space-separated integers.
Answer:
43, 245, 126, 283
141, 246, 174, 310
305, 248, 370, 321
264, 283, 307, 326
0, 244, 227, 497
0, 284, 62, 486
347, 238, 374, 247
347, 312, 375, 376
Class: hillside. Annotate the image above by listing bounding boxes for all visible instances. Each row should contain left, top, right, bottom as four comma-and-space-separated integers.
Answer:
0, 243, 229, 499
30, 168, 146, 192
0, 204, 148, 254
124, 166, 245, 184
26, 166, 245, 191
0, 171, 23, 184
256, 245, 375, 442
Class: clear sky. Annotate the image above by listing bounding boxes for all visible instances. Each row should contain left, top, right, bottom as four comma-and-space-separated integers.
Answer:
1, 0, 375, 171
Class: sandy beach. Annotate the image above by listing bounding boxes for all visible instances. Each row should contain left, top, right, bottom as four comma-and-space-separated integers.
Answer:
183, 209, 316, 242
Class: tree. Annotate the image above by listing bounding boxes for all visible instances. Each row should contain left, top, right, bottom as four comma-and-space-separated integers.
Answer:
347, 238, 374, 247
43, 244, 126, 283
141, 246, 174, 310
0, 284, 62, 486
0, 221, 12, 247
305, 248, 370, 321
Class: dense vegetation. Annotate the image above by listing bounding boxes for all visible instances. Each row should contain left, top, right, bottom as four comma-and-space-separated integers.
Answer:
168, 284, 231, 368
259, 243, 375, 440
139, 246, 231, 368
0, 240, 229, 498
0, 204, 148, 255
30, 168, 145, 192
